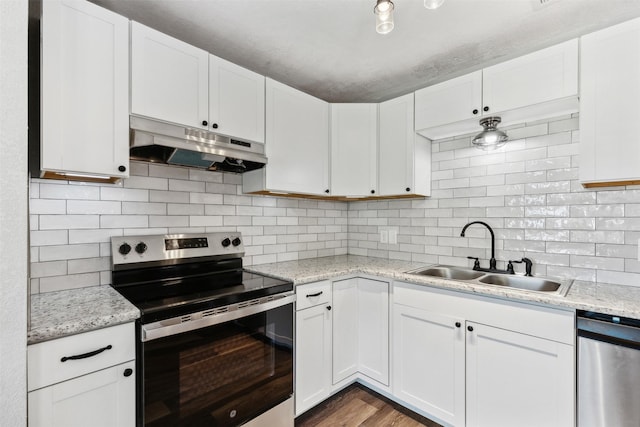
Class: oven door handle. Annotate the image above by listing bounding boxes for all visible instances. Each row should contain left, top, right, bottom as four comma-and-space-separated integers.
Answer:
141, 293, 296, 342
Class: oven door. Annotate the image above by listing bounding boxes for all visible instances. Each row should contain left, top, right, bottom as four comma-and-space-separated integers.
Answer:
139, 296, 294, 427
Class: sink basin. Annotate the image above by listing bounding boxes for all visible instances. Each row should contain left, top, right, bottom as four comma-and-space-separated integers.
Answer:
478, 275, 561, 292
409, 266, 484, 281
407, 264, 570, 295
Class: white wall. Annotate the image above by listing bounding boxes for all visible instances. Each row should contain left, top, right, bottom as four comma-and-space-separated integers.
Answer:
348, 114, 640, 287
0, 0, 28, 424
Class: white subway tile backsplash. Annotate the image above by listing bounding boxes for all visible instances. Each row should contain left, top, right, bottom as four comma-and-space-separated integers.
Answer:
101, 187, 148, 202
101, 215, 148, 229
30, 230, 68, 246
67, 200, 121, 215
40, 183, 100, 200
39, 215, 99, 230
39, 244, 100, 261
29, 199, 66, 214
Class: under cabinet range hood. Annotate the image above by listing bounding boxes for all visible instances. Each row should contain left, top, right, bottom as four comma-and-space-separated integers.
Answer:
129, 116, 267, 173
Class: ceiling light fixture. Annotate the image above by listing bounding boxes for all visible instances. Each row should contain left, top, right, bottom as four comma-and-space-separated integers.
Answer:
424, 0, 445, 10
374, 0, 394, 35
472, 117, 509, 150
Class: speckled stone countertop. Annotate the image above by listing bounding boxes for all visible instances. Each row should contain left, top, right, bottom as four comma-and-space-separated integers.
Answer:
28, 285, 140, 345
246, 255, 640, 319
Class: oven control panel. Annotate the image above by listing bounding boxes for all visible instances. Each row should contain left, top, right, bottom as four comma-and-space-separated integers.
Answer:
111, 232, 244, 268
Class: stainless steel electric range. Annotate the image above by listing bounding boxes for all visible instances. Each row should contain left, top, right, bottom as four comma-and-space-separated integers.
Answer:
110, 232, 295, 427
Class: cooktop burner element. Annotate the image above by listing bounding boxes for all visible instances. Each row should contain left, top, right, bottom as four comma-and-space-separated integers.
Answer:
110, 232, 292, 323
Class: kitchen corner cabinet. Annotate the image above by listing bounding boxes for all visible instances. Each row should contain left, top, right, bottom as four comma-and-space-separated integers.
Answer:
415, 39, 578, 140
580, 17, 640, 187
330, 104, 378, 197
295, 281, 332, 416
41, 0, 129, 180
392, 282, 574, 427
131, 22, 209, 130
28, 323, 135, 427
332, 278, 389, 386
378, 93, 431, 197
243, 78, 330, 196
209, 55, 265, 143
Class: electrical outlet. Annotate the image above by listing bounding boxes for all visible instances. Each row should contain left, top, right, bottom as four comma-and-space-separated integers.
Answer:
389, 229, 398, 245
380, 230, 388, 244
637, 238, 640, 261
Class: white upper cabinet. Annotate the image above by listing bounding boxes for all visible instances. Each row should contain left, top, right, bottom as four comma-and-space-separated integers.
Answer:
378, 93, 431, 197
330, 104, 378, 197
130, 22, 209, 130
209, 55, 265, 143
41, 0, 129, 180
243, 78, 329, 196
414, 71, 482, 137
415, 39, 579, 140
580, 17, 640, 187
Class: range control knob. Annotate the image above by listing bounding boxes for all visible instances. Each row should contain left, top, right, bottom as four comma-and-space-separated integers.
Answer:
221, 238, 231, 247
118, 243, 131, 255
232, 237, 242, 247
135, 242, 147, 254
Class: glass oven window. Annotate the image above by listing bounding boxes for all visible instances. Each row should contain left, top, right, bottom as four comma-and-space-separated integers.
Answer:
142, 303, 293, 426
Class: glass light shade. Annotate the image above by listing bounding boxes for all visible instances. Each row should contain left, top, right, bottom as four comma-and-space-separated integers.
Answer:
424, 0, 445, 10
375, 0, 394, 34
472, 117, 508, 150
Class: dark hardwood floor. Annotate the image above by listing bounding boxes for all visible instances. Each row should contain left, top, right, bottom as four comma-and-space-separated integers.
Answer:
295, 384, 443, 427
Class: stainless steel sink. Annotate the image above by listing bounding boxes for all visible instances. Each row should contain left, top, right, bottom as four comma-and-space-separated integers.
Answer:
478, 274, 561, 292
406, 264, 571, 295
411, 266, 484, 281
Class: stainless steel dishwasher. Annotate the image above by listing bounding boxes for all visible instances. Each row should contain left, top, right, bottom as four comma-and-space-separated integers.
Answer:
577, 310, 640, 427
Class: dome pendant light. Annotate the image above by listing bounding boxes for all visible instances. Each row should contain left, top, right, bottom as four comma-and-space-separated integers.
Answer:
424, 0, 445, 10
374, 0, 395, 35
472, 117, 508, 150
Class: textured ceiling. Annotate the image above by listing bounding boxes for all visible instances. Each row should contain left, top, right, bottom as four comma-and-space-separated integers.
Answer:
91, 0, 640, 102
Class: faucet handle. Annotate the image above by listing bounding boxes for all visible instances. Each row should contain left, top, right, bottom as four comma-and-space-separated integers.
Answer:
506, 261, 515, 274
467, 256, 481, 270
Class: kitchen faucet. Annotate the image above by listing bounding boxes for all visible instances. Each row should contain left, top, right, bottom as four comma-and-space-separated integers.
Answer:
460, 221, 497, 271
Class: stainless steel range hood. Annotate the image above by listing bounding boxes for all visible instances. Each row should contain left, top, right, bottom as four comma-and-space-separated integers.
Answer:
129, 116, 267, 173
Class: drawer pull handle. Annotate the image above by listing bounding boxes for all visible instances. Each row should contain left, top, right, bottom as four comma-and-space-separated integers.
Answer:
60, 345, 112, 362
306, 291, 323, 298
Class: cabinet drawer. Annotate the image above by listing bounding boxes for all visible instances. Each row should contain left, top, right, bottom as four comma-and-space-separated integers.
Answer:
28, 322, 135, 392
296, 281, 331, 311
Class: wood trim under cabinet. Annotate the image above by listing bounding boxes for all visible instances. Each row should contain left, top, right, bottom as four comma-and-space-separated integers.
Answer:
582, 180, 640, 188
245, 190, 426, 201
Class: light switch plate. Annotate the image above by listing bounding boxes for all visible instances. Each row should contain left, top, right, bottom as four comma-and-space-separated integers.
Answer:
380, 230, 388, 244
637, 238, 640, 261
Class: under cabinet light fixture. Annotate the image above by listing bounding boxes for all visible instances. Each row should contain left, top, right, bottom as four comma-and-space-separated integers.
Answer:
472, 117, 509, 150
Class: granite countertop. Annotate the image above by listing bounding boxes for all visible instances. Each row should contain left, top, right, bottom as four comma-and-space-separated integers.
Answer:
29, 255, 640, 344
246, 255, 640, 319
28, 285, 140, 345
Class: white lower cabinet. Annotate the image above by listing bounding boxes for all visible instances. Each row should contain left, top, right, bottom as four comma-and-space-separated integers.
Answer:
465, 323, 574, 427
332, 278, 389, 386
393, 305, 465, 426
295, 281, 332, 416
28, 360, 135, 427
392, 282, 575, 427
27, 322, 136, 427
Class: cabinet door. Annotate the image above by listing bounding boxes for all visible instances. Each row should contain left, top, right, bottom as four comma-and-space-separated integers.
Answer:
483, 39, 578, 116
28, 360, 135, 427
209, 55, 265, 143
41, 0, 129, 178
264, 79, 330, 195
378, 93, 431, 197
580, 18, 640, 185
414, 71, 482, 136
330, 104, 377, 196
357, 278, 389, 385
332, 279, 358, 384
466, 322, 574, 427
295, 303, 332, 416
131, 22, 209, 129
392, 304, 465, 426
